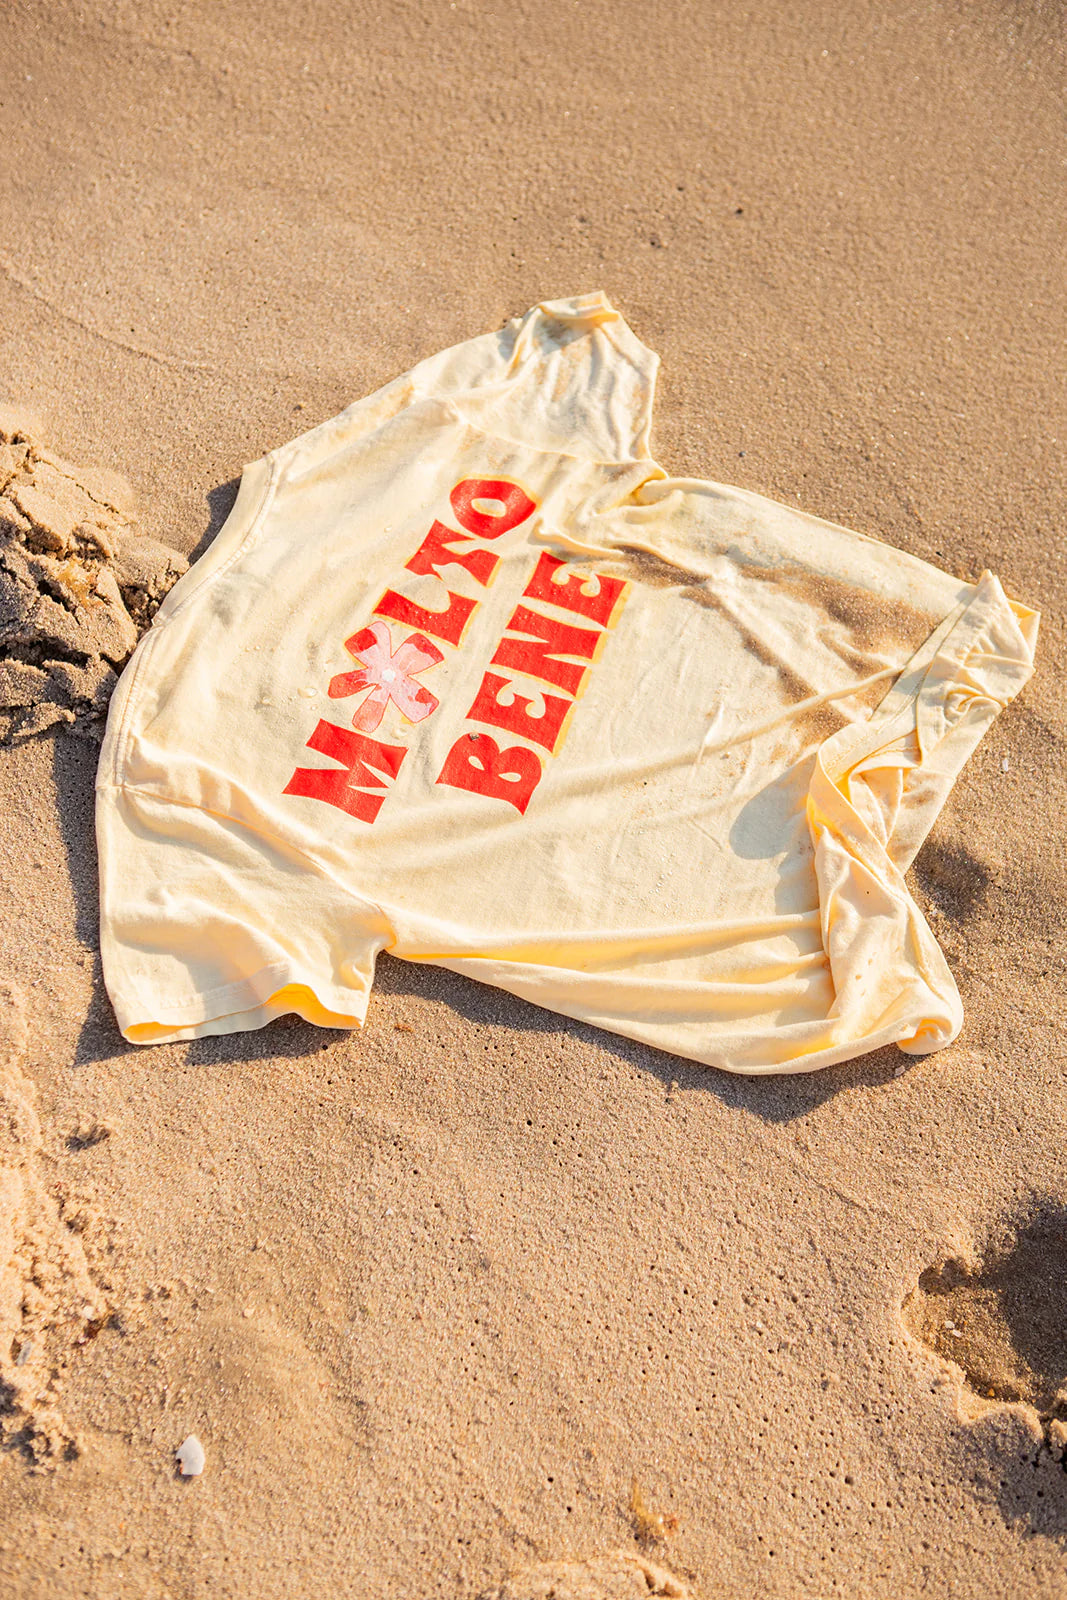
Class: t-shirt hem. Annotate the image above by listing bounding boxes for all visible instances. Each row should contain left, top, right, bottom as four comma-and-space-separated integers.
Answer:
431, 953, 958, 1076
108, 964, 369, 1045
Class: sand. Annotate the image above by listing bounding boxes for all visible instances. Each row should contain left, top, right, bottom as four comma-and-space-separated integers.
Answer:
1, 1, 1065, 1594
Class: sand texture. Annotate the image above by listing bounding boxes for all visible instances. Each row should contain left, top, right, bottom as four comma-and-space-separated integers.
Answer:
1, 1, 1066, 1595
0, 418, 186, 744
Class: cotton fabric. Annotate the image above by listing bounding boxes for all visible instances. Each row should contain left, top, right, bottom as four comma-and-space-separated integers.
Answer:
96, 293, 1038, 1072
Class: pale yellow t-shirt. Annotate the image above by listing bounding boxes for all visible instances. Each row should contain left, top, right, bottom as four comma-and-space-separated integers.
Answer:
95, 293, 1038, 1073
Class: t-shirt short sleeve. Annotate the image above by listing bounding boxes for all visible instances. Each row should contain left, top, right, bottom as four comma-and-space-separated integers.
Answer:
96, 786, 391, 1043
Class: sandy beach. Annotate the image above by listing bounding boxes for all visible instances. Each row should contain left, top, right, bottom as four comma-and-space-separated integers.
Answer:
1, 1, 1065, 1595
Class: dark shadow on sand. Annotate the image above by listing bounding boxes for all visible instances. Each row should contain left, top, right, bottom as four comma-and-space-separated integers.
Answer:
993, 1442, 1067, 1543
372, 949, 904, 1122
187, 476, 241, 564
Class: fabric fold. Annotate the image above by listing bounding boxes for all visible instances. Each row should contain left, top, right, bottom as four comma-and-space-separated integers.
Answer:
96, 295, 1039, 1071
806, 572, 1038, 1057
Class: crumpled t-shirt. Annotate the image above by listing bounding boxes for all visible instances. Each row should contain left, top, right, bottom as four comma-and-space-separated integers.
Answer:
96, 292, 1038, 1073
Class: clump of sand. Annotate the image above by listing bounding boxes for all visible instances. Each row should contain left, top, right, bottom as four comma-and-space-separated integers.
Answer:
0, 418, 186, 743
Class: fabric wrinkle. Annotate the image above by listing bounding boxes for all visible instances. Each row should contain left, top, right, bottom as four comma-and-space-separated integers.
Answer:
94, 295, 1038, 1072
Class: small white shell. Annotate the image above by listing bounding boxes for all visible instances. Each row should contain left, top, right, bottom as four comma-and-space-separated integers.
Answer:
176, 1434, 206, 1476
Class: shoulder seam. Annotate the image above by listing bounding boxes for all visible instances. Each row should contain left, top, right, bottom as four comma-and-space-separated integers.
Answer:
106, 453, 280, 789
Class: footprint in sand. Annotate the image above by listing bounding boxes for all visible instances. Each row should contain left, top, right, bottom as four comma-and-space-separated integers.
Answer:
0, 416, 186, 743
476, 1549, 694, 1600
0, 982, 109, 1463
904, 1205, 1067, 1457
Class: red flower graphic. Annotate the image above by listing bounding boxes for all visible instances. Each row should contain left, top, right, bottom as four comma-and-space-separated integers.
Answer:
328, 621, 443, 733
